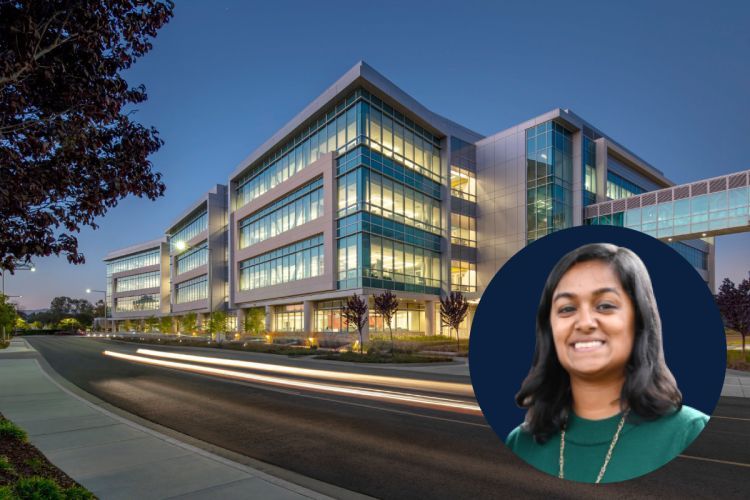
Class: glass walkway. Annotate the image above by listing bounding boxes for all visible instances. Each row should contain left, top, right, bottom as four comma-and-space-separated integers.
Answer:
585, 169, 750, 241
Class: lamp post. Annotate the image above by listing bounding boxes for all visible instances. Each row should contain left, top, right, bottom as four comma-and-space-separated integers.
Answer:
174, 240, 214, 341
1, 263, 35, 341
86, 288, 109, 334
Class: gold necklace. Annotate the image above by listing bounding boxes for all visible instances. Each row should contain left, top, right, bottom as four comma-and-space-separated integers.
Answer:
558, 409, 630, 484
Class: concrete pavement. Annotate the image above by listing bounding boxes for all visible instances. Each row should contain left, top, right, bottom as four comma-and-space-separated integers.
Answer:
0, 338, 339, 500
722, 369, 750, 398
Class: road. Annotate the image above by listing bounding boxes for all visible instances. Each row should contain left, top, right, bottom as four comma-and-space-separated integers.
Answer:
25, 337, 750, 499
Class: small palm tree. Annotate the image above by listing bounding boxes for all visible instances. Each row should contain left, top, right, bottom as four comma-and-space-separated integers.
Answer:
343, 293, 368, 354
440, 291, 469, 355
373, 291, 399, 355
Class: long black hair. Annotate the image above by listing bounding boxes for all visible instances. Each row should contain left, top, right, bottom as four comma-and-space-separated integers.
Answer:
515, 243, 682, 443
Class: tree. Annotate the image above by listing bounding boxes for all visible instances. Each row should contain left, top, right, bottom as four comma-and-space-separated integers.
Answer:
159, 316, 173, 335
343, 294, 368, 354
716, 276, 750, 354
0, 1, 174, 272
181, 312, 197, 335
144, 315, 158, 333
58, 317, 80, 332
440, 291, 469, 355
0, 295, 17, 340
244, 307, 265, 335
208, 311, 227, 341
49, 296, 95, 327
373, 291, 399, 355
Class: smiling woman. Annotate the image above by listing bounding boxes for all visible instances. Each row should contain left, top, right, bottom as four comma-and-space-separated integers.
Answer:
506, 243, 709, 483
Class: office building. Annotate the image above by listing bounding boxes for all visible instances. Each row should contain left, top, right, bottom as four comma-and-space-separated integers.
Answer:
104, 62, 750, 337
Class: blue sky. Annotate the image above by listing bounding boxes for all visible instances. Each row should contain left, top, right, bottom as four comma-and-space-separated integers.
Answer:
7, 0, 750, 310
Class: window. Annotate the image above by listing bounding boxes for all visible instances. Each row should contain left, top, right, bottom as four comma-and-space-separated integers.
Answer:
450, 167, 476, 202
170, 211, 208, 250
115, 271, 160, 293
450, 213, 476, 247
176, 243, 208, 274
175, 275, 208, 304
106, 249, 160, 275
274, 304, 303, 332
239, 178, 324, 249
451, 260, 476, 292
115, 294, 159, 312
239, 235, 324, 291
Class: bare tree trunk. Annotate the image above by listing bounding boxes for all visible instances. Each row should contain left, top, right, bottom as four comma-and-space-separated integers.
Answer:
389, 325, 394, 356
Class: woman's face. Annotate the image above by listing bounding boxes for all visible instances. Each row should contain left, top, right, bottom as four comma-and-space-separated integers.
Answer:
550, 260, 635, 382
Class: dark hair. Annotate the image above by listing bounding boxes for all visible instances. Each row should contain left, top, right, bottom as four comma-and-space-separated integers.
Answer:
515, 243, 682, 443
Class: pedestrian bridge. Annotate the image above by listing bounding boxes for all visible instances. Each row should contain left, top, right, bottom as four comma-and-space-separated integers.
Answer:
584, 169, 750, 241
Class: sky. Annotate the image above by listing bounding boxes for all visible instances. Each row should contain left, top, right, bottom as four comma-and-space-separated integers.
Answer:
6, 0, 750, 310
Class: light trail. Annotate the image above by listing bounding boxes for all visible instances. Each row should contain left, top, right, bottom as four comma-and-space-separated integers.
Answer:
104, 350, 481, 414
134, 348, 473, 397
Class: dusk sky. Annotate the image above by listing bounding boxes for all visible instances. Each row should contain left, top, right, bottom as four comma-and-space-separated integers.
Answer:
6, 0, 749, 311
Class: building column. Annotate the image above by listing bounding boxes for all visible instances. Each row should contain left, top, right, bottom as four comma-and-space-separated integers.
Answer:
425, 301, 436, 336
265, 305, 273, 332
139, 319, 145, 333
236, 308, 246, 334
171, 316, 178, 334
303, 301, 314, 336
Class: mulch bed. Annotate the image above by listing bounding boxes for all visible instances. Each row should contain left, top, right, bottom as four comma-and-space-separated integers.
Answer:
0, 413, 80, 490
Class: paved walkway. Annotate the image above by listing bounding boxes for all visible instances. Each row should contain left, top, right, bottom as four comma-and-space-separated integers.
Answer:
0, 339, 336, 500
722, 369, 750, 398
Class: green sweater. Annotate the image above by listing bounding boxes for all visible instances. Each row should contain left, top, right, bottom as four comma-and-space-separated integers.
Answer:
506, 406, 708, 483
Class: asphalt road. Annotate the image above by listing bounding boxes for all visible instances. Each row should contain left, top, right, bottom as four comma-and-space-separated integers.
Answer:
25, 337, 750, 499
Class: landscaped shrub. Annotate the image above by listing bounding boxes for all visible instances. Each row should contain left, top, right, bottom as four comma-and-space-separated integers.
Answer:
13, 476, 64, 500
0, 421, 27, 442
63, 486, 96, 499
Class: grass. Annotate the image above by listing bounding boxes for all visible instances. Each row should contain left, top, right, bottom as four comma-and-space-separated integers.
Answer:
0, 413, 94, 498
113, 335, 319, 356
0, 421, 27, 442
0, 340, 9, 350
727, 349, 750, 372
315, 351, 453, 363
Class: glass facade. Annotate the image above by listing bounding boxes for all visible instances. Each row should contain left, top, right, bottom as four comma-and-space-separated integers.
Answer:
176, 242, 207, 275
115, 293, 159, 313
450, 166, 476, 202
106, 249, 160, 275
583, 136, 597, 206
175, 274, 207, 304
369, 300, 425, 334
607, 171, 645, 200
115, 271, 159, 293
315, 300, 351, 333
239, 235, 324, 291
170, 211, 208, 250
274, 304, 303, 332
527, 121, 573, 243
235, 88, 441, 210
337, 168, 442, 233
588, 186, 750, 239
451, 260, 476, 292
668, 242, 709, 270
450, 213, 476, 247
239, 178, 324, 249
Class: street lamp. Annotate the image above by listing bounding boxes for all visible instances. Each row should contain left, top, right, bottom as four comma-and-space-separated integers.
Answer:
174, 240, 215, 341
86, 288, 109, 335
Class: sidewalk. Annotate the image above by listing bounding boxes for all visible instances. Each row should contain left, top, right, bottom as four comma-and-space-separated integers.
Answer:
0, 339, 337, 500
722, 369, 750, 398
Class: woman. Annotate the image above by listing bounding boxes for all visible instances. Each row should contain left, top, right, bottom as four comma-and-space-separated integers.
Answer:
506, 243, 708, 483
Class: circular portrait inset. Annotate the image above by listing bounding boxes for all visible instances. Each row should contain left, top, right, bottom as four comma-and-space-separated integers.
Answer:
469, 226, 725, 484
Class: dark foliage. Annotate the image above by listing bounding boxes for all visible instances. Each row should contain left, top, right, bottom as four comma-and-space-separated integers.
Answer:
373, 290, 398, 354
0, 0, 174, 272
343, 293, 368, 354
716, 275, 750, 353
440, 291, 469, 353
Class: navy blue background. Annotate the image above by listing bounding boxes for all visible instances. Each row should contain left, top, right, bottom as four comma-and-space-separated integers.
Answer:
469, 226, 726, 440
